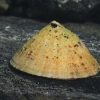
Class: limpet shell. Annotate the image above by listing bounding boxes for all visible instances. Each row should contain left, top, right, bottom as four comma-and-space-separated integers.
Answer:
10, 21, 100, 80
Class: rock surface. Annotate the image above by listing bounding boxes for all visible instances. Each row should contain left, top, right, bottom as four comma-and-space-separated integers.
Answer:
0, 16, 100, 100
0, 0, 100, 23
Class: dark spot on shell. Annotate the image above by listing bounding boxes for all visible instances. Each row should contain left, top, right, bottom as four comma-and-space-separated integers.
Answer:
21, 47, 27, 52
81, 63, 84, 66
80, 56, 82, 59
74, 52, 76, 54
30, 57, 34, 60
73, 50, 76, 54
56, 57, 58, 59
78, 42, 81, 44
85, 67, 87, 70
31, 39, 35, 43
78, 42, 82, 47
28, 50, 33, 56
70, 72, 74, 75
49, 30, 51, 32
68, 45, 72, 48
51, 23, 57, 28
24, 47, 27, 50
56, 36, 59, 40
64, 36, 68, 39
92, 63, 95, 66
74, 44, 78, 47
46, 56, 49, 59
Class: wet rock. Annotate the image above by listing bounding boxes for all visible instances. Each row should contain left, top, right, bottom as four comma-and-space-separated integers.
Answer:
0, 16, 100, 100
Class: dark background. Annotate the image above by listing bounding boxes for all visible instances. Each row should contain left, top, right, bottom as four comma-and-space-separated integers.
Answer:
1, 0, 100, 23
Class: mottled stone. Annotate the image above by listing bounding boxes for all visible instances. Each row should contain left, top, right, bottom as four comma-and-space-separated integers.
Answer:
0, 16, 100, 100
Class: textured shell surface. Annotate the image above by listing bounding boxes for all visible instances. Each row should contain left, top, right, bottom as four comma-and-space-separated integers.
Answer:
10, 21, 100, 80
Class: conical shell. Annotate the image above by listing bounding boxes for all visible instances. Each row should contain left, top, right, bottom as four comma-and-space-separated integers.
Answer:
10, 21, 100, 80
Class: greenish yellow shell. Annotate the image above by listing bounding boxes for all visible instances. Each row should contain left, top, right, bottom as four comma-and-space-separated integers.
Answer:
10, 21, 100, 79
